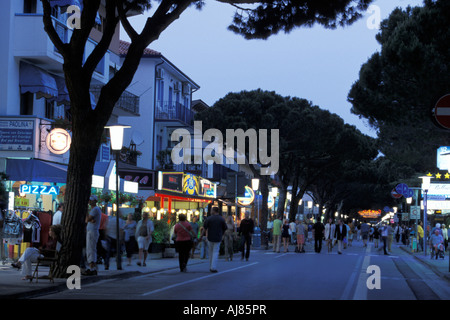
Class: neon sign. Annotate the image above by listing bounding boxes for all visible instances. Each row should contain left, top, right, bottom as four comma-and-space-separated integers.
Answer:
20, 184, 60, 195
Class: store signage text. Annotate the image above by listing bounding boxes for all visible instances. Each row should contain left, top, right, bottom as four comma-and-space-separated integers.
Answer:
20, 184, 60, 195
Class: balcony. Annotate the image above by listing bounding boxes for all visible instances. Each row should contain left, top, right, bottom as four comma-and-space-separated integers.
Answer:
90, 85, 140, 116
155, 101, 194, 126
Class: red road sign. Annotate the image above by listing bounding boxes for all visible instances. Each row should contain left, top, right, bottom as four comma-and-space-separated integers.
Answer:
434, 94, 450, 129
391, 188, 402, 199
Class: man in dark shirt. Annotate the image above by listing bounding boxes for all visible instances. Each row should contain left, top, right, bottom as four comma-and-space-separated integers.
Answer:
312, 220, 325, 253
239, 211, 254, 261
202, 207, 227, 272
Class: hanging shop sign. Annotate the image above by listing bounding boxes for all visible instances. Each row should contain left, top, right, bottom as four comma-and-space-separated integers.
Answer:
237, 185, 255, 206
119, 169, 156, 190
200, 178, 216, 198
0, 119, 34, 151
20, 184, 60, 195
46, 128, 71, 154
358, 209, 381, 219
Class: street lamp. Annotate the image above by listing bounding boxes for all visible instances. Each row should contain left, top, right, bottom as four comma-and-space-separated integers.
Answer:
420, 175, 431, 257
252, 178, 260, 225
106, 124, 130, 270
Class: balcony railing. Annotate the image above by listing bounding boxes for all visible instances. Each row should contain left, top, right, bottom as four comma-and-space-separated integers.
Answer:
155, 101, 194, 125
90, 85, 140, 116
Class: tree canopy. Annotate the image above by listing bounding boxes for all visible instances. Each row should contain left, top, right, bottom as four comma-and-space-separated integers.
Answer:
348, 0, 450, 174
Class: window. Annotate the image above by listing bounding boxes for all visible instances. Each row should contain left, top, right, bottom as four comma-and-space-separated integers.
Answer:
23, 0, 37, 14
20, 92, 33, 115
158, 80, 164, 106
45, 99, 55, 119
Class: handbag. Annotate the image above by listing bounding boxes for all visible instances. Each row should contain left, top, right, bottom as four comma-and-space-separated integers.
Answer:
177, 222, 195, 241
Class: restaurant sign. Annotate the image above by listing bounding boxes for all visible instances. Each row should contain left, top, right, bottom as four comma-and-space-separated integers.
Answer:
358, 209, 381, 219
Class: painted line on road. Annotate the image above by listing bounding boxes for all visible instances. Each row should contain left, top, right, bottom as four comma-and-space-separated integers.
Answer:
141, 262, 259, 296
351, 244, 372, 300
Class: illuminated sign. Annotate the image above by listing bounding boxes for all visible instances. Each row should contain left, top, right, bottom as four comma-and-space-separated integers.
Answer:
358, 209, 381, 218
20, 184, 60, 195
183, 174, 199, 196
46, 128, 71, 154
237, 186, 255, 206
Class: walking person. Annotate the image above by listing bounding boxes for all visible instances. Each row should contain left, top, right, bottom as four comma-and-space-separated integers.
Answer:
272, 216, 282, 253
239, 211, 254, 261
202, 207, 227, 273
380, 223, 389, 255
394, 224, 402, 243
296, 220, 306, 253
84, 195, 102, 275
135, 211, 154, 267
417, 220, 424, 252
52, 203, 64, 225
442, 224, 448, 251
360, 220, 370, 247
104, 212, 125, 270
224, 215, 236, 261
313, 219, 325, 253
190, 216, 200, 259
289, 219, 297, 245
334, 219, 346, 254
124, 214, 137, 266
174, 214, 195, 272
387, 223, 394, 252
199, 223, 209, 259
324, 218, 335, 253
373, 226, 380, 248
281, 219, 290, 253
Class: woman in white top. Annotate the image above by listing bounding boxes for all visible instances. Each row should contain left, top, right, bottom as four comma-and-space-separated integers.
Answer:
135, 212, 154, 267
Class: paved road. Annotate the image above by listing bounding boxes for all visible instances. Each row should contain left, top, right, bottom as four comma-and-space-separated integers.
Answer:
35, 241, 450, 301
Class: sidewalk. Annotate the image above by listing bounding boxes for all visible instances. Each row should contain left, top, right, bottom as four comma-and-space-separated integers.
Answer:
0, 251, 207, 299
398, 244, 450, 282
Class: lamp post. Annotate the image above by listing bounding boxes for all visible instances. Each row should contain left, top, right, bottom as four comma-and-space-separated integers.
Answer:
420, 176, 431, 257
252, 178, 260, 225
106, 124, 130, 270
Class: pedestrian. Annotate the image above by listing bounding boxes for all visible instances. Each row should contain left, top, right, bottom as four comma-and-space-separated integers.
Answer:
84, 195, 102, 275
312, 219, 325, 253
348, 220, 354, 247
360, 220, 369, 247
267, 216, 274, 244
417, 221, 424, 252
373, 226, 380, 248
174, 213, 195, 272
430, 228, 444, 259
334, 219, 346, 254
289, 219, 297, 245
223, 215, 235, 261
239, 211, 254, 261
379, 223, 389, 255
124, 213, 137, 266
199, 221, 209, 259
369, 225, 374, 242
135, 211, 154, 267
202, 207, 227, 273
190, 216, 200, 259
52, 203, 63, 225
307, 224, 313, 243
296, 220, 306, 253
394, 224, 402, 243
442, 224, 448, 251
431, 223, 443, 237
387, 223, 394, 252
104, 212, 125, 270
272, 216, 282, 253
281, 219, 290, 253
96, 209, 109, 266
324, 218, 335, 253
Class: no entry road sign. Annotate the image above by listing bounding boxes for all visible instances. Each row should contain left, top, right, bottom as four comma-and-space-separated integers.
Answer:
435, 94, 450, 129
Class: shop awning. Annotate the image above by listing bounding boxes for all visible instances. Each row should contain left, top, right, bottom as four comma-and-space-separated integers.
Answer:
6, 159, 67, 183
19, 62, 58, 100
6, 159, 112, 184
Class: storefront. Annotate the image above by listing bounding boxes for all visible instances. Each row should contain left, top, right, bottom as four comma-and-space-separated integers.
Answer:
150, 171, 217, 221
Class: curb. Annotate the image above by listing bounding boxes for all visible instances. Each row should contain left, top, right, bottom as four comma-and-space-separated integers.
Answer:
399, 246, 450, 282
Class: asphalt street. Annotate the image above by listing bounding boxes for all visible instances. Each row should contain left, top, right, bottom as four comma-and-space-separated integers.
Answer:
34, 241, 450, 301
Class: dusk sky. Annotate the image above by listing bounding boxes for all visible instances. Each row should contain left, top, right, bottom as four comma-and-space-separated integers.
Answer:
121, 0, 425, 137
